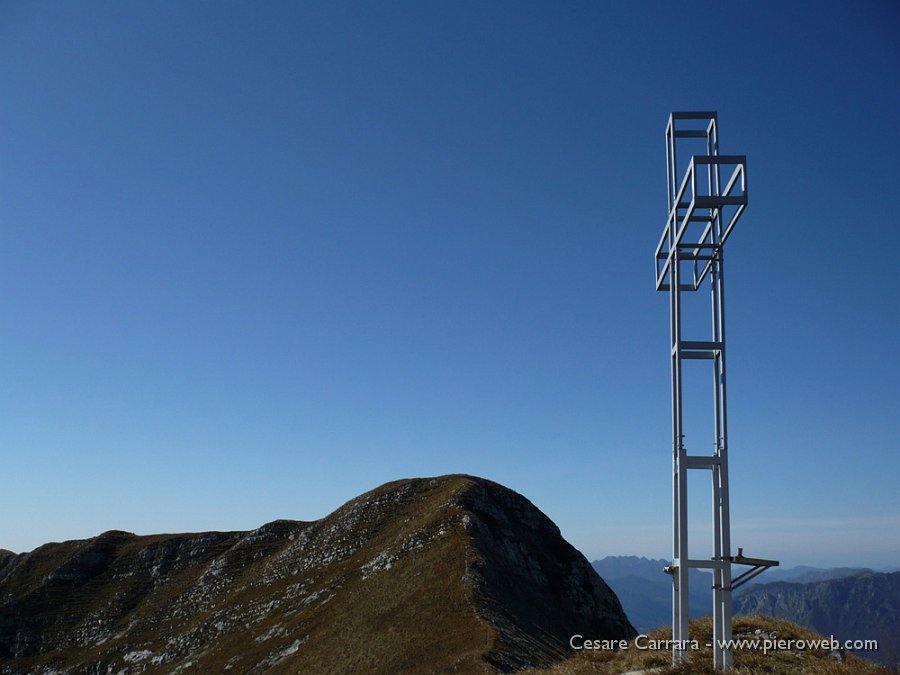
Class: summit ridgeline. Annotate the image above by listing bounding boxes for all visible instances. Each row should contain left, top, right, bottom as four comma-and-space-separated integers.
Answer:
0, 475, 635, 674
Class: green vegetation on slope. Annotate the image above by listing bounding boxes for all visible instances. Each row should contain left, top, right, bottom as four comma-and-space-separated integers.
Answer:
1, 475, 633, 674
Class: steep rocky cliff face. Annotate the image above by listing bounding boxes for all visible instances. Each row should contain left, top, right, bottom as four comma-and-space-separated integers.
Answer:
0, 475, 634, 674
732, 572, 900, 666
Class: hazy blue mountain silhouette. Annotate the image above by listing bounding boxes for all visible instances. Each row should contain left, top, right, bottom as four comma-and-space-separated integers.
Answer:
590, 557, 888, 637
739, 565, 872, 587
733, 571, 900, 666
591, 556, 713, 633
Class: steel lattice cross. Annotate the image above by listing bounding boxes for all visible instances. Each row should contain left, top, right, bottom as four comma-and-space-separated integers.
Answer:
655, 112, 777, 669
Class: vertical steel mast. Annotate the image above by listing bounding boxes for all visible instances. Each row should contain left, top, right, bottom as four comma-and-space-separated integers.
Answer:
655, 112, 776, 669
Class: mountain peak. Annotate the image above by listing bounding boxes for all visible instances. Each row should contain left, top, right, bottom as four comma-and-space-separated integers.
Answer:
0, 474, 634, 673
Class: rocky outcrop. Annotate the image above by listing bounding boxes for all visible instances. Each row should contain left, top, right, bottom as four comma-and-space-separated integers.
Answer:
733, 572, 900, 666
460, 480, 633, 670
0, 475, 634, 674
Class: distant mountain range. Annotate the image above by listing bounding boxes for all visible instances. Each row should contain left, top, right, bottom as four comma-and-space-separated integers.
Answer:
741, 565, 876, 586
733, 571, 900, 667
591, 556, 713, 633
592, 556, 899, 666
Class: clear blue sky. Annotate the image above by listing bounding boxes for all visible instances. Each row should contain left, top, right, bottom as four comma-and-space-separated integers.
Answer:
1, 1, 898, 569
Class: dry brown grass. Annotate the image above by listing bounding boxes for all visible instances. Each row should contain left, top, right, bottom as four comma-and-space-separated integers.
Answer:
8, 478, 890, 675
528, 615, 894, 675
6, 475, 623, 675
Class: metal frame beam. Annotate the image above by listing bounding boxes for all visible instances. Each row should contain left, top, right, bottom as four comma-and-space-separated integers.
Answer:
656, 112, 777, 670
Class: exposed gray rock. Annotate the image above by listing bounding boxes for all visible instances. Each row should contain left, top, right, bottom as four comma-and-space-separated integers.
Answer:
733, 572, 900, 666
0, 475, 634, 674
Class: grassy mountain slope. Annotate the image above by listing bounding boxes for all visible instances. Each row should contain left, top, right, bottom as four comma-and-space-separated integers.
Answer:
527, 615, 893, 675
0, 475, 634, 674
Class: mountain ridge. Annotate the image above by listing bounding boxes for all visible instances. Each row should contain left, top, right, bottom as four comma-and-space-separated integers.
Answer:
732, 571, 900, 666
590, 556, 899, 667
591, 555, 713, 633
0, 474, 635, 674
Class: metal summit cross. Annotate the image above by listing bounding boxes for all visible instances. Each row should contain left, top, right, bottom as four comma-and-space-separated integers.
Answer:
654, 112, 777, 669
